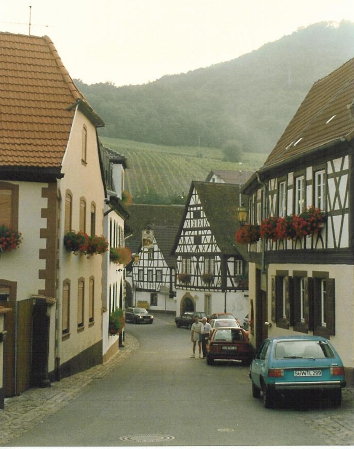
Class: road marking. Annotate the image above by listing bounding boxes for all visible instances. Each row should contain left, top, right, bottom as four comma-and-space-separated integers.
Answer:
120, 434, 175, 443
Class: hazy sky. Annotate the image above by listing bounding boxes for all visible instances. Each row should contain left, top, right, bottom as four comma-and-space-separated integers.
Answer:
1, 0, 353, 87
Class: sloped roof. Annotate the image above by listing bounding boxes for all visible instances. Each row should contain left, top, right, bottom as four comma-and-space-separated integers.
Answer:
205, 170, 253, 185
173, 181, 247, 258
0, 32, 103, 172
125, 204, 185, 266
264, 57, 354, 168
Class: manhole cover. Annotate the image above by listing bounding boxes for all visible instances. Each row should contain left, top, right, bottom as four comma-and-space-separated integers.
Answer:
120, 434, 175, 443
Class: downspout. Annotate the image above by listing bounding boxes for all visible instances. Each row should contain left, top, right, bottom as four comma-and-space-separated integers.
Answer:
256, 171, 267, 273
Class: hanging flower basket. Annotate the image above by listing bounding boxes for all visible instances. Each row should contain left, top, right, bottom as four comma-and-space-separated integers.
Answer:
110, 247, 132, 265
177, 273, 191, 284
201, 273, 214, 284
86, 235, 108, 255
235, 224, 260, 244
0, 225, 22, 253
109, 308, 125, 335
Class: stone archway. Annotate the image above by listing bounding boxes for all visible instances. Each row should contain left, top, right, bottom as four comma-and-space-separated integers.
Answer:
180, 293, 195, 315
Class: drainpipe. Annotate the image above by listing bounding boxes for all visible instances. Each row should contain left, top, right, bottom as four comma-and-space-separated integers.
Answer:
256, 171, 267, 273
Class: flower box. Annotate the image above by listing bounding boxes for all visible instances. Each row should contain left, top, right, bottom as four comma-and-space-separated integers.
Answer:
0, 225, 22, 253
201, 273, 214, 284
260, 217, 279, 240
64, 232, 108, 255
235, 224, 260, 244
110, 247, 132, 265
177, 273, 191, 283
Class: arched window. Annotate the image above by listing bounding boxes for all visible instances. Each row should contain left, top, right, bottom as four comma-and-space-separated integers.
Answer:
79, 198, 86, 233
77, 278, 85, 329
62, 280, 70, 336
90, 202, 96, 236
89, 277, 95, 324
82, 125, 87, 163
64, 191, 73, 233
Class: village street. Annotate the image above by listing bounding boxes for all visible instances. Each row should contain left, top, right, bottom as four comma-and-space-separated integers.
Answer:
1, 312, 354, 447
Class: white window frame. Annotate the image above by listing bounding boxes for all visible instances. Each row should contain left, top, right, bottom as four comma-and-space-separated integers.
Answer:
295, 176, 305, 214
314, 170, 325, 210
300, 278, 305, 323
278, 181, 287, 217
320, 279, 327, 327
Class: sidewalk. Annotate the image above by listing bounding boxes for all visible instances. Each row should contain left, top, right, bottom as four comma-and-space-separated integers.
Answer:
0, 334, 139, 446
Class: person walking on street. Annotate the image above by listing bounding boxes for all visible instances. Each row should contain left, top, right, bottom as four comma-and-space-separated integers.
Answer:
190, 315, 203, 358
201, 317, 211, 358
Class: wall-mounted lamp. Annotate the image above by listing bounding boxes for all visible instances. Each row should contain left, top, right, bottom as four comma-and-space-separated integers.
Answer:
236, 205, 248, 225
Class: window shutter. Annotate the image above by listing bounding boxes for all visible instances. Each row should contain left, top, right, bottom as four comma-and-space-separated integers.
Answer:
293, 277, 300, 327
275, 276, 283, 323
326, 278, 335, 335
288, 277, 294, 326
303, 277, 309, 332
271, 276, 276, 322
313, 278, 321, 333
307, 277, 314, 331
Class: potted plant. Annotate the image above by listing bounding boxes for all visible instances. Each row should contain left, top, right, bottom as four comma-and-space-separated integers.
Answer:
177, 273, 191, 284
86, 235, 108, 255
275, 216, 297, 240
201, 273, 214, 284
110, 247, 132, 265
235, 224, 260, 244
260, 217, 279, 240
63, 231, 89, 253
109, 308, 125, 335
0, 225, 22, 253
299, 206, 327, 235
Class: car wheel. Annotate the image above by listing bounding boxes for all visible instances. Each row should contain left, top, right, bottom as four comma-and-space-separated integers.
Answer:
176, 323, 180, 328
330, 389, 342, 407
262, 383, 275, 408
207, 356, 214, 365
252, 381, 261, 398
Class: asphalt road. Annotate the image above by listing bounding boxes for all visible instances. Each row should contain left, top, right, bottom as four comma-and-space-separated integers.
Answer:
7, 312, 342, 447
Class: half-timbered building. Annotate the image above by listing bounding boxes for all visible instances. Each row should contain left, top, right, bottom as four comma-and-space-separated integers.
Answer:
206, 170, 253, 185
242, 58, 354, 383
125, 204, 184, 312
172, 181, 249, 321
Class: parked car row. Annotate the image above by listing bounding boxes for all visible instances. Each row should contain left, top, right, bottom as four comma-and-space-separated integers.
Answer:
175, 311, 346, 409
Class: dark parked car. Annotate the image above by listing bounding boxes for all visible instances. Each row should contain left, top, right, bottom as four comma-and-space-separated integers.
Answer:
206, 327, 253, 365
175, 311, 206, 328
249, 336, 346, 408
125, 307, 153, 324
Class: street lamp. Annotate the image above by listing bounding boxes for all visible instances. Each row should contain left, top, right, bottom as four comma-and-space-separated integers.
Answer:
236, 205, 248, 225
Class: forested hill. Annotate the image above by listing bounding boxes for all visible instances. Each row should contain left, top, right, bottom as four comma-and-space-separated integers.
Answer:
76, 21, 354, 155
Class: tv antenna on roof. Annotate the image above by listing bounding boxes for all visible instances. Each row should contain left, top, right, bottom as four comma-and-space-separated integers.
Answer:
29, 5, 32, 35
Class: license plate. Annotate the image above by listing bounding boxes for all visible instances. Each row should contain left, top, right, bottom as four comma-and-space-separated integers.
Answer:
294, 369, 322, 377
222, 346, 237, 351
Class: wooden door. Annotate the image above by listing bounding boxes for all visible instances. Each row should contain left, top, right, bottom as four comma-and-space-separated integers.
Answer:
255, 269, 268, 349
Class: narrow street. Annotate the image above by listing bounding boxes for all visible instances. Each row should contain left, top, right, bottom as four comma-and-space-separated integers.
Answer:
2, 313, 354, 447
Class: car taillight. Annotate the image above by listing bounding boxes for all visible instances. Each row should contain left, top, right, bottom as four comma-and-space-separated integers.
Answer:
330, 366, 344, 376
268, 368, 284, 377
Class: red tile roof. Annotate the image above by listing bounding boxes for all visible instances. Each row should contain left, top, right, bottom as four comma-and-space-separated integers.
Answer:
264, 58, 354, 168
0, 32, 102, 170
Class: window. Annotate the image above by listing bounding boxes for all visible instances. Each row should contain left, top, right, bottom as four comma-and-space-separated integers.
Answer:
138, 269, 144, 282
272, 275, 290, 329
62, 281, 70, 335
0, 285, 10, 302
0, 182, 19, 230
82, 125, 88, 163
90, 203, 96, 236
234, 259, 243, 276
150, 292, 158, 306
204, 258, 215, 274
294, 176, 305, 214
278, 181, 287, 217
64, 192, 72, 233
314, 170, 326, 210
156, 270, 162, 283
147, 270, 153, 282
79, 198, 86, 232
148, 248, 154, 260
89, 278, 94, 323
181, 258, 191, 274
77, 279, 85, 328
193, 210, 201, 219
313, 276, 335, 336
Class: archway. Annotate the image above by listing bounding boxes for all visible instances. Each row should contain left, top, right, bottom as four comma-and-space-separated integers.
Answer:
180, 293, 195, 315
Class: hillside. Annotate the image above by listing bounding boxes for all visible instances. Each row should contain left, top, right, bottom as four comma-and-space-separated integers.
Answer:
77, 21, 354, 155
101, 137, 266, 204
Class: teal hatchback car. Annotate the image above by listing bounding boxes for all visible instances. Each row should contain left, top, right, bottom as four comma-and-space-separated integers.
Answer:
249, 336, 346, 408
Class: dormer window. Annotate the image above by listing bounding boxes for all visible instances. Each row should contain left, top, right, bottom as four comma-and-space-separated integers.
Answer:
82, 125, 87, 164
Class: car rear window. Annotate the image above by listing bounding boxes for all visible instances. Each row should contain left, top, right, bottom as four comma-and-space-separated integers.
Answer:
275, 340, 335, 359
134, 308, 147, 313
214, 329, 244, 342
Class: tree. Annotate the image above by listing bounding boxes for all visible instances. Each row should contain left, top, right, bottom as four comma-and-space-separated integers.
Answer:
222, 140, 243, 162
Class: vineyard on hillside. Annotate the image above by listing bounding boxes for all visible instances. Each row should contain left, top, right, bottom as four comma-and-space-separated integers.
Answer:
100, 137, 266, 204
